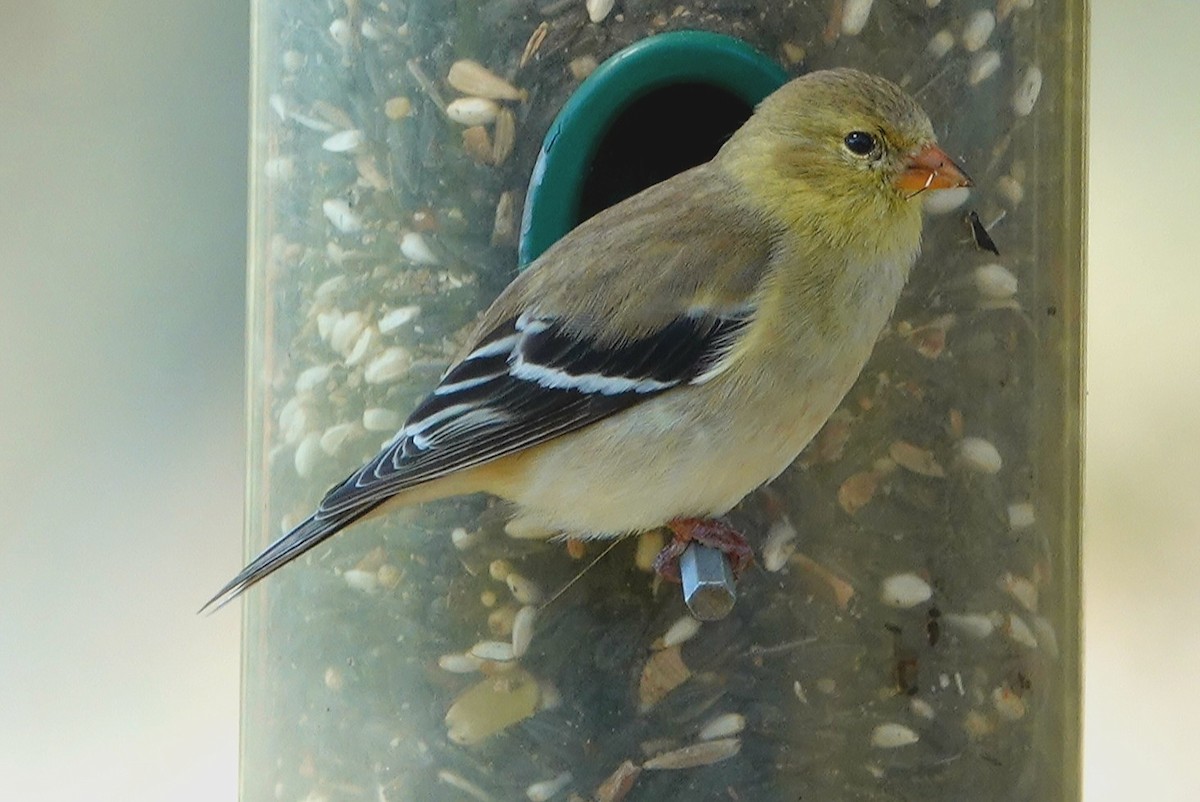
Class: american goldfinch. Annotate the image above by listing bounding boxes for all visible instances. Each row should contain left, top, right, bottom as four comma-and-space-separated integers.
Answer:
206, 68, 969, 610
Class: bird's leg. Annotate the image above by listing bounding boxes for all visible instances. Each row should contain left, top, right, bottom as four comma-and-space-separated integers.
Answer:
652, 517, 754, 583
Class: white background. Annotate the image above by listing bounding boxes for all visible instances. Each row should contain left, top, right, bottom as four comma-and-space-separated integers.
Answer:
0, 1, 1196, 799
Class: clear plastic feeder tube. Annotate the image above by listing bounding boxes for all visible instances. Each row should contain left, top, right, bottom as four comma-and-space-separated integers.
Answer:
241, 2, 1085, 800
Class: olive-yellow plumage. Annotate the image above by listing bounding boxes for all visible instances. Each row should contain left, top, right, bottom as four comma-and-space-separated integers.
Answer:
206, 68, 969, 609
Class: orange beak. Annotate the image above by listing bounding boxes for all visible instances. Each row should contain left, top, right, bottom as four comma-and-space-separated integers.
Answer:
895, 144, 972, 194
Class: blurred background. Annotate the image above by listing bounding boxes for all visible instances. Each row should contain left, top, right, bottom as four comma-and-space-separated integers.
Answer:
0, 1, 1195, 800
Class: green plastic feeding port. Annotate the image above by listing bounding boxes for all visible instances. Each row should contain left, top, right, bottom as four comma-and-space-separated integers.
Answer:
518, 31, 788, 267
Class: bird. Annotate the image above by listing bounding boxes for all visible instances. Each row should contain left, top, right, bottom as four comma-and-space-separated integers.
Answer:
205, 67, 970, 611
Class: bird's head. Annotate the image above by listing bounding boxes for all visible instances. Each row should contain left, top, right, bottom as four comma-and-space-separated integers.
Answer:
718, 68, 971, 253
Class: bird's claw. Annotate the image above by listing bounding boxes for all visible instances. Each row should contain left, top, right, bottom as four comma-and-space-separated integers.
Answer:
653, 517, 754, 583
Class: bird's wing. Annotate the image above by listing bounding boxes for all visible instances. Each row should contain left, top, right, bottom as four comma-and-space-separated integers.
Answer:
317, 303, 756, 514
317, 166, 777, 517
203, 167, 776, 610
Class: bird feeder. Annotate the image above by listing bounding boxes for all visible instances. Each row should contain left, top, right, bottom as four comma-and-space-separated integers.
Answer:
240, 2, 1085, 800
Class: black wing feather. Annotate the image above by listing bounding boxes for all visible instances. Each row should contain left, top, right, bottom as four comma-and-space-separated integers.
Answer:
316, 308, 752, 516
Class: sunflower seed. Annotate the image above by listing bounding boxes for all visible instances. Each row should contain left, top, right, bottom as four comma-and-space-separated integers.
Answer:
492, 107, 516, 165
363, 347, 412, 384
880, 573, 933, 608
586, 0, 615, 24
451, 526, 480, 551
943, 612, 996, 639
927, 29, 955, 59
436, 770, 497, 802
362, 407, 400, 432
992, 686, 1027, 720
841, 0, 874, 36
890, 440, 946, 477
871, 723, 919, 748
328, 18, 353, 48
974, 263, 1019, 299
506, 572, 543, 605
961, 11, 996, 52
1001, 572, 1038, 612
384, 96, 412, 119
329, 310, 366, 355
1012, 66, 1043, 116
526, 771, 572, 802
448, 60, 526, 101
322, 129, 365, 152
922, 186, 971, 215
957, 437, 1003, 474
322, 199, 362, 233
343, 326, 378, 367
446, 97, 501, 126
319, 422, 359, 455
462, 125, 493, 163
400, 230, 440, 264
698, 712, 746, 741
470, 640, 516, 662
644, 738, 741, 769
295, 364, 333, 393
294, 432, 323, 478
378, 305, 421, 333
264, 156, 295, 181
511, 606, 538, 658
762, 516, 798, 571
657, 615, 701, 649
1003, 612, 1039, 649
968, 50, 1002, 85
1007, 501, 1035, 529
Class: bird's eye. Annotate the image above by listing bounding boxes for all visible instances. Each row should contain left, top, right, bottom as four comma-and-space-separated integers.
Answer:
843, 131, 877, 156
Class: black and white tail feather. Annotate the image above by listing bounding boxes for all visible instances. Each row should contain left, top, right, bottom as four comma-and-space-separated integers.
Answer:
203, 304, 754, 611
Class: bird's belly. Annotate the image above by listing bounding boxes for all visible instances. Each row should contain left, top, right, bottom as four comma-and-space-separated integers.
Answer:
494, 370, 855, 537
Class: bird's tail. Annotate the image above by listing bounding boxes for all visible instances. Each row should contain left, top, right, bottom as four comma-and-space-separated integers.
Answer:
200, 505, 376, 613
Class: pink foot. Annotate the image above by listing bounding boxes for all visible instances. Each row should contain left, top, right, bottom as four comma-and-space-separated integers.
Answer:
652, 517, 755, 583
